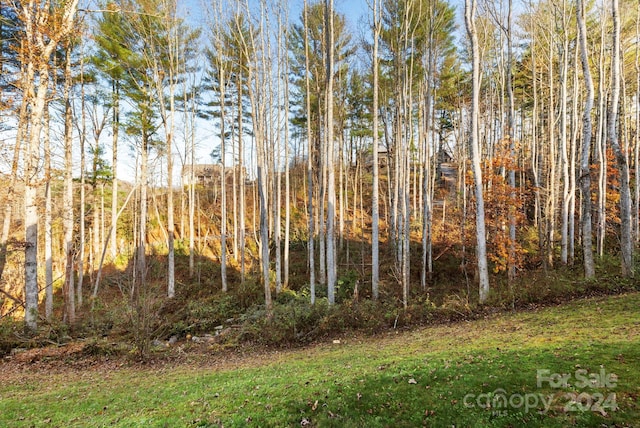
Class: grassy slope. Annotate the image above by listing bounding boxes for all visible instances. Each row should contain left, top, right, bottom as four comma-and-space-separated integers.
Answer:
1, 293, 639, 427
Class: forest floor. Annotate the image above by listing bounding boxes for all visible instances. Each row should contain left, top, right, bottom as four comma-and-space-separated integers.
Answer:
1, 292, 639, 427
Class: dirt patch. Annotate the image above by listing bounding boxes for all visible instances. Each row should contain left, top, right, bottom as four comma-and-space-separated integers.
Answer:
0, 337, 309, 385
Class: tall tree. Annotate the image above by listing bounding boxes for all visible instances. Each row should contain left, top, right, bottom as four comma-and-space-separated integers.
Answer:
63, 38, 76, 320
577, 0, 595, 277
303, 0, 316, 303
93, 1, 128, 264
231, 0, 271, 311
325, 0, 337, 304
371, 0, 381, 300
43, 104, 53, 320
465, 0, 490, 303
207, 9, 230, 293
290, 1, 353, 301
18, 0, 80, 330
608, 0, 634, 277
141, 0, 198, 298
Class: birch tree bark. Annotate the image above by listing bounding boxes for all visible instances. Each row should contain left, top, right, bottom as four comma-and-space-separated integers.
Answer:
559, 0, 571, 266
63, 40, 77, 312
20, 0, 80, 330
577, 0, 595, 277
596, 15, 607, 257
44, 104, 52, 320
608, 0, 634, 277
283, 13, 291, 289
371, 0, 380, 300
635, 1, 640, 246
303, 0, 316, 303
219, 68, 228, 293
505, 0, 517, 280
465, 0, 490, 303
209, 7, 229, 292
236, 0, 271, 311
325, 0, 337, 304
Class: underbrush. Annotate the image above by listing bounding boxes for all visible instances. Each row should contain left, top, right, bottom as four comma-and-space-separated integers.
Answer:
3, 292, 640, 427
0, 254, 638, 358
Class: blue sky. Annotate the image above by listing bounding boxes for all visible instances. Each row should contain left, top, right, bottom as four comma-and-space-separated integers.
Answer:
116, 0, 467, 182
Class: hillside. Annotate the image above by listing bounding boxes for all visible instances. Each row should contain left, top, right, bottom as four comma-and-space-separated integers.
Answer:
1, 292, 639, 427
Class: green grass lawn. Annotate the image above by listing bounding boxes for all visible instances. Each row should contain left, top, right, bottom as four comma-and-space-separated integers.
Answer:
1, 292, 639, 427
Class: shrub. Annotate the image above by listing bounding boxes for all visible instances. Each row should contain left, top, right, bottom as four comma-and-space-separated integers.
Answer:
0, 318, 21, 357
239, 295, 331, 346
185, 294, 239, 333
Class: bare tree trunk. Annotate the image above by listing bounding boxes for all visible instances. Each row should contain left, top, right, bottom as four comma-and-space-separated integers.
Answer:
22, 40, 42, 332
339, 133, 344, 250
79, 97, 86, 310
283, 36, 291, 290
232, 128, 238, 264
219, 68, 228, 293
111, 81, 119, 261
319, 106, 326, 288
506, 0, 517, 281
325, 0, 337, 304
596, 16, 607, 257
238, 74, 246, 284
186, 82, 196, 278
636, 1, 640, 247
24, 89, 41, 330
303, 0, 315, 304
136, 133, 149, 294
78, 54, 88, 308
44, 106, 53, 320
273, 24, 282, 294
371, 0, 380, 300
64, 45, 79, 311
420, 3, 435, 289
20, 0, 79, 332
92, 166, 100, 284
465, 0, 490, 303
241, 0, 271, 312
577, 0, 595, 278
166, 107, 175, 298
398, 6, 416, 308
569, 45, 579, 265
547, 34, 557, 268
530, 30, 544, 265
608, 0, 634, 277
559, 0, 570, 266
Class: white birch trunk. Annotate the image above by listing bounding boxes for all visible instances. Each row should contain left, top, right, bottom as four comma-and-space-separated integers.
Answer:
303, 0, 316, 303
577, 0, 595, 278
596, 17, 607, 257
465, 0, 490, 303
44, 106, 53, 320
371, 0, 380, 299
608, 0, 634, 277
21, 0, 80, 330
559, 0, 570, 265
325, 0, 337, 304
